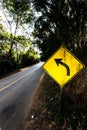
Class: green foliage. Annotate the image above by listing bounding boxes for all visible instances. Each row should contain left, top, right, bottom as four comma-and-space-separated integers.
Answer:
0, 0, 33, 60
20, 49, 39, 67
1, 0, 33, 24
0, 53, 17, 76
0, 23, 39, 76
15, 35, 32, 47
0, 1, 40, 77
0, 24, 10, 54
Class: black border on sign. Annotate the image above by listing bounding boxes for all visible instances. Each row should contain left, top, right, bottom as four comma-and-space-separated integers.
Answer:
42, 44, 85, 88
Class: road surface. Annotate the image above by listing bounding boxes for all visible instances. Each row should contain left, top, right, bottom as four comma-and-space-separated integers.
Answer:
0, 62, 44, 130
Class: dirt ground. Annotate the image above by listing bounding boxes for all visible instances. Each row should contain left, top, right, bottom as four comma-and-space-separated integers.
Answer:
19, 67, 87, 130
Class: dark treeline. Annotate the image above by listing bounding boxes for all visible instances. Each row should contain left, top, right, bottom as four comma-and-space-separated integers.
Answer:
32, 0, 87, 61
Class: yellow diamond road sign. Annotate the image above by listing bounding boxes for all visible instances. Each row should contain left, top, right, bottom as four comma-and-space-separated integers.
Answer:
42, 45, 85, 87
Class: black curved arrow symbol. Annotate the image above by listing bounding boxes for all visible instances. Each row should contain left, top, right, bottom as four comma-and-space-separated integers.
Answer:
54, 58, 70, 76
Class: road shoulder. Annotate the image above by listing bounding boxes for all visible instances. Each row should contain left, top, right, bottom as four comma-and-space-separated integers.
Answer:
19, 67, 87, 130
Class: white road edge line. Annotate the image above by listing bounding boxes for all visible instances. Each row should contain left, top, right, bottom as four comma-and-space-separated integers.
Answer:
0, 70, 34, 92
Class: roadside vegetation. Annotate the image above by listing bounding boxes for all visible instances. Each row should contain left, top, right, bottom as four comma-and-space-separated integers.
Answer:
21, 70, 87, 130
0, 0, 39, 77
0, 24, 39, 77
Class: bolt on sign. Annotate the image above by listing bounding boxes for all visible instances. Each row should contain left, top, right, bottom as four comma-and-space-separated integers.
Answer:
42, 45, 85, 87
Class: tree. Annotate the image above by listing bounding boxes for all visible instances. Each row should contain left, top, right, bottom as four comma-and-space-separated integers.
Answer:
0, 0, 33, 58
32, 0, 87, 60
0, 23, 10, 54
0, 1, 40, 76
0, 24, 39, 76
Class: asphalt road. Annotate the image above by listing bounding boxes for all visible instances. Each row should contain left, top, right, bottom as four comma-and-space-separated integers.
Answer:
0, 62, 44, 130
